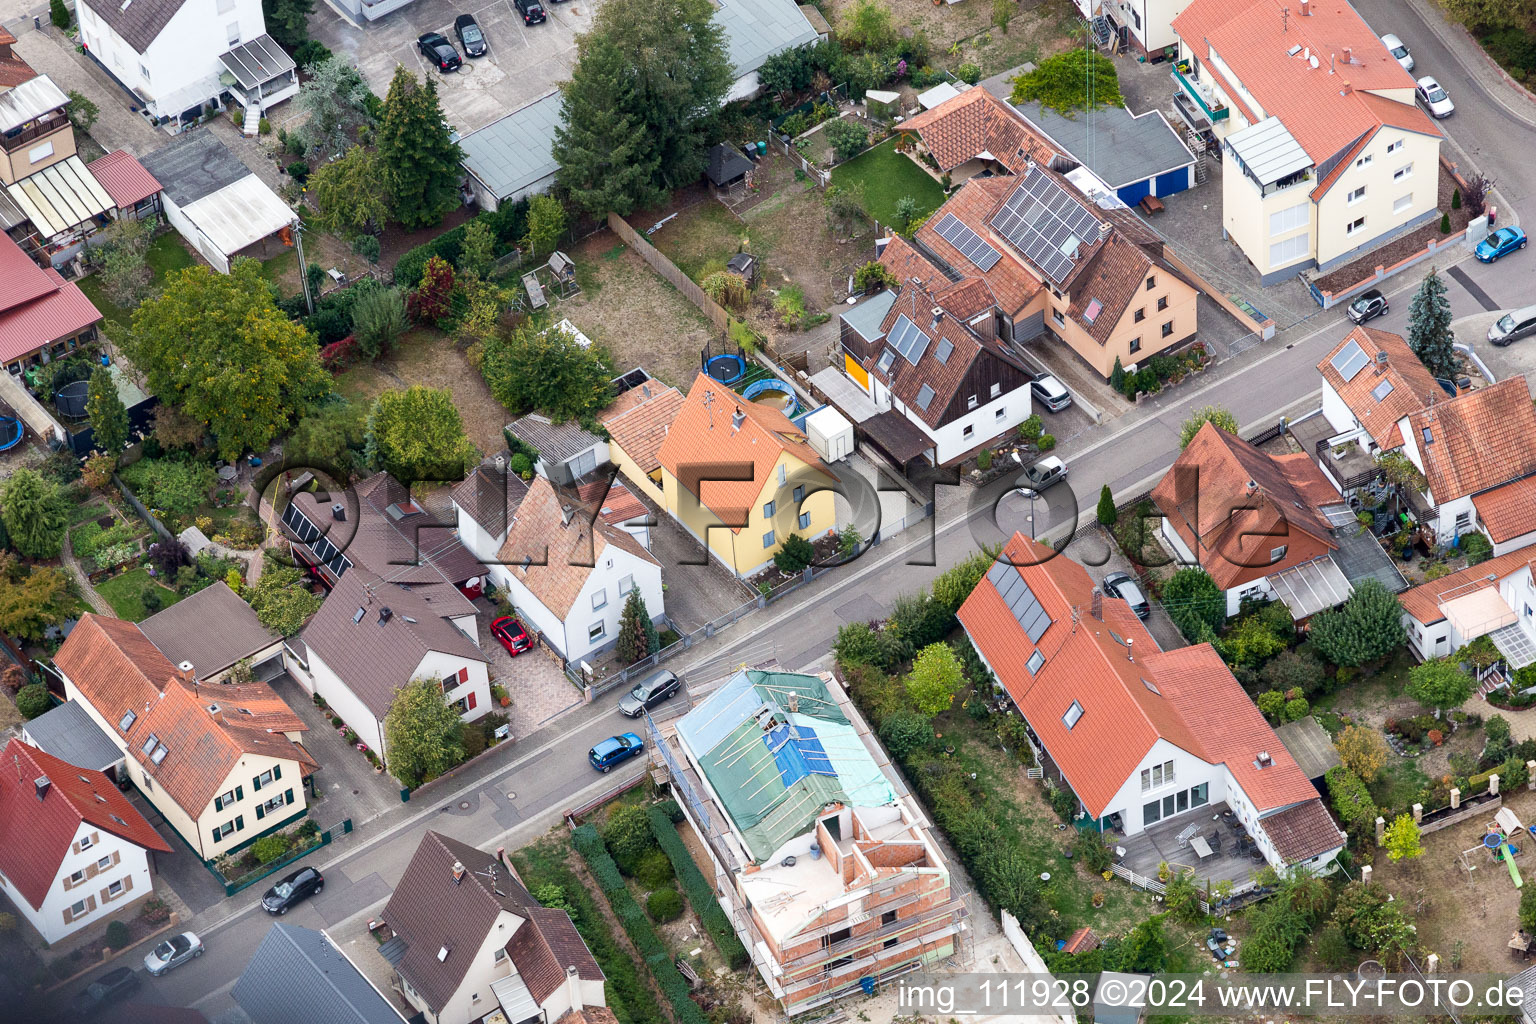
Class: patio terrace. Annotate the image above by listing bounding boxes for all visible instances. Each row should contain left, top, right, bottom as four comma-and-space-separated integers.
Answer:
1115, 803, 1268, 887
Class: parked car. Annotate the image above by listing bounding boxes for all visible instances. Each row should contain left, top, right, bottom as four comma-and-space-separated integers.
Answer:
1345, 288, 1388, 325
589, 733, 644, 772
1476, 226, 1527, 263
417, 32, 462, 73
144, 932, 202, 976
1102, 572, 1150, 620
1489, 304, 1536, 347
490, 615, 532, 657
1022, 455, 1068, 490
513, 0, 546, 23
261, 866, 324, 915
454, 13, 487, 56
69, 966, 140, 1016
1416, 76, 1454, 118
618, 670, 681, 717
1029, 372, 1072, 412
1380, 33, 1414, 72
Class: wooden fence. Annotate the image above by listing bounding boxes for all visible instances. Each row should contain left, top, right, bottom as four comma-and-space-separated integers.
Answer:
606, 212, 732, 334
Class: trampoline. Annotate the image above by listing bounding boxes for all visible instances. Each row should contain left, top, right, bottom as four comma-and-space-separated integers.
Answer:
742, 378, 799, 418
705, 352, 746, 385
54, 379, 90, 419
0, 413, 21, 452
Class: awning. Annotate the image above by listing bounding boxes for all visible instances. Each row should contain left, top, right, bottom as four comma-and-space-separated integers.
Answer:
809, 365, 881, 423
1490, 622, 1536, 670
490, 972, 539, 1023
7, 155, 114, 238
180, 174, 295, 258
861, 410, 935, 465
1267, 556, 1352, 621
1441, 588, 1516, 641
1226, 118, 1311, 186
377, 934, 408, 966
218, 35, 296, 90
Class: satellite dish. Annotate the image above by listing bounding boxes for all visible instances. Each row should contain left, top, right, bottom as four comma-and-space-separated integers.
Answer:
1308, 55, 1320, 69
466, 576, 481, 588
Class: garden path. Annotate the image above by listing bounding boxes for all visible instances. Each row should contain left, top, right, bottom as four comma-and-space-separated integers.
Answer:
63, 534, 118, 618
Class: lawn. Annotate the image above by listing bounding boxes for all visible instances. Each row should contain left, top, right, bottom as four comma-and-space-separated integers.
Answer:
829, 138, 947, 231
94, 567, 182, 622
74, 233, 196, 329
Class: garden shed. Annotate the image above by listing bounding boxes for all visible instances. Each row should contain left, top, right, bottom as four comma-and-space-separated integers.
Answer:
706, 143, 754, 188
1274, 717, 1342, 784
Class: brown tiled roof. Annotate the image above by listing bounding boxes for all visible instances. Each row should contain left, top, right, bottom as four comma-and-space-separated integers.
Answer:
1473, 476, 1536, 544
383, 832, 600, 1015
79, 0, 188, 54
1261, 799, 1346, 864
901, 88, 1059, 174
0, 29, 35, 88
656, 374, 837, 532
600, 383, 685, 476
1151, 422, 1339, 590
1062, 927, 1099, 953
507, 414, 605, 465
1398, 547, 1534, 624
498, 476, 659, 619
914, 175, 1043, 317
931, 277, 996, 320
1406, 378, 1536, 502
451, 457, 531, 540
55, 614, 181, 725
190, 679, 309, 734
0, 739, 170, 910
139, 581, 281, 679
1317, 326, 1441, 450
300, 570, 486, 722
576, 478, 648, 528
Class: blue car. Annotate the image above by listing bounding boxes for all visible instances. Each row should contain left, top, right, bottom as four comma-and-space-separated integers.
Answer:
589, 732, 644, 772
1476, 226, 1527, 263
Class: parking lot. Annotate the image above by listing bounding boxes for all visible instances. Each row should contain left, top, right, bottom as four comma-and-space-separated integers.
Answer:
311, 0, 593, 134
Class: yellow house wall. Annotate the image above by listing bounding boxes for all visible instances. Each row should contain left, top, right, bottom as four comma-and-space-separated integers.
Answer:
610, 440, 667, 507
1041, 272, 1200, 378
1223, 155, 1319, 278
1, 124, 75, 185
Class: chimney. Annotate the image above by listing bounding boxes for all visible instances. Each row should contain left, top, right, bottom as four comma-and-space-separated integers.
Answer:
34, 776, 50, 802
1090, 586, 1103, 620
561, 505, 575, 526
331, 502, 346, 521
1341, 79, 1353, 95
565, 965, 585, 1011
1256, 751, 1273, 768
451, 860, 466, 884
378, 607, 393, 625
1300, 0, 1310, 13
732, 407, 746, 431
1330, 53, 1336, 75
1343, 46, 1352, 64
178, 660, 194, 674
494, 454, 505, 470
931, 306, 944, 322
1303, 47, 1310, 62
1098, 221, 1112, 242
1246, 479, 1258, 496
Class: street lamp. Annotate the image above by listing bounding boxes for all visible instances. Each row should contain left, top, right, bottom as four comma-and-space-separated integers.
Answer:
1010, 451, 1040, 538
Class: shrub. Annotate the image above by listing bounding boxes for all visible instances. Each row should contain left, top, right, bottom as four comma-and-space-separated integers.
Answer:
957, 62, 981, 84
931, 549, 995, 614
635, 848, 675, 890
773, 533, 816, 574
1018, 414, 1043, 442
878, 709, 935, 758
1257, 690, 1285, 719
701, 271, 750, 311
823, 117, 869, 162
1439, 212, 1451, 234
105, 920, 132, 950
1326, 765, 1378, 842
1037, 433, 1056, 451
1463, 532, 1493, 565
251, 834, 291, 865
1284, 697, 1310, 721
647, 887, 684, 922
646, 806, 749, 968
977, 448, 992, 471
602, 804, 658, 875
15, 684, 51, 720
1335, 725, 1389, 782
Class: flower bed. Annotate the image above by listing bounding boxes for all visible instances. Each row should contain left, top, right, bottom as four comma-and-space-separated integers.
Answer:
213, 820, 324, 893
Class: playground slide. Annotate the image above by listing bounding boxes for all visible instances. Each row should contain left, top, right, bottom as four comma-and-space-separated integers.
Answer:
1506, 843, 1524, 889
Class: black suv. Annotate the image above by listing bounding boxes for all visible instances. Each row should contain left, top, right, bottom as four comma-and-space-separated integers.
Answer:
417, 32, 462, 73
514, 0, 546, 24
261, 866, 324, 915
69, 966, 140, 1016
618, 670, 681, 717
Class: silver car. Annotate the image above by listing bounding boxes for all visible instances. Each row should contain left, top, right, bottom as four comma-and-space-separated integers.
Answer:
1030, 373, 1072, 412
144, 932, 202, 976
1489, 305, 1536, 347
1416, 76, 1453, 118
1381, 33, 1413, 72
1022, 455, 1068, 489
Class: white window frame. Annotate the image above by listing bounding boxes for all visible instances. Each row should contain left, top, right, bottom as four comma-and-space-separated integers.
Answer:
1393, 163, 1413, 181
494, 948, 509, 964
139, 64, 151, 82
618, 574, 633, 594
1386, 139, 1404, 154
1346, 216, 1366, 236
107, 879, 124, 897
226, 21, 241, 45
1268, 233, 1309, 266
96, 855, 112, 871
776, 464, 786, 486
592, 588, 607, 611
27, 140, 53, 164
69, 869, 85, 884
1347, 185, 1367, 205
588, 621, 606, 642
1268, 202, 1308, 237
70, 899, 87, 917
990, 382, 1001, 398
1354, 154, 1372, 169
79, 834, 94, 852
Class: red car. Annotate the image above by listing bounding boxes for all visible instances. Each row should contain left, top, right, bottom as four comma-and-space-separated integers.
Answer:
491, 616, 531, 657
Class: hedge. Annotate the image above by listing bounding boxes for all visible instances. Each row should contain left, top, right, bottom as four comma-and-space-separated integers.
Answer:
647, 805, 750, 969
573, 825, 709, 1024
392, 199, 531, 289
1325, 765, 1377, 839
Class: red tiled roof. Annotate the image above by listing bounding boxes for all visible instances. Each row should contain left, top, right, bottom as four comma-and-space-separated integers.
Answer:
1407, 378, 1536, 502
1317, 326, 1441, 450
600, 383, 685, 476
55, 614, 181, 725
1473, 476, 1536, 544
1062, 927, 1100, 953
1172, 0, 1438, 165
1151, 422, 1340, 590
576, 478, 648, 528
656, 374, 836, 532
1398, 547, 1535, 624
86, 150, 162, 209
1261, 799, 1346, 863
0, 739, 170, 910
0, 30, 35, 88
900, 88, 1059, 174
0, 232, 58, 314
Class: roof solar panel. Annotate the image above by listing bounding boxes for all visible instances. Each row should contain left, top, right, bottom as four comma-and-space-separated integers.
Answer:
990, 563, 1051, 642
990, 169, 1103, 286
933, 213, 1002, 272
888, 314, 931, 365
1331, 339, 1369, 382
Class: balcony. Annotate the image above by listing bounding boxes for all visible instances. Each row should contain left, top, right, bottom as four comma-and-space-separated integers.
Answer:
1, 113, 69, 153
1171, 63, 1228, 122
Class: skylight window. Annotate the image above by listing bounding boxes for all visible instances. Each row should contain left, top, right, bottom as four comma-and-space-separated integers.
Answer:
141, 733, 159, 755
1373, 379, 1395, 401
1083, 298, 1103, 324
119, 710, 136, 731
1142, 677, 1160, 695
915, 384, 936, 411
935, 338, 954, 364
1062, 700, 1084, 730
1026, 650, 1045, 675
150, 744, 169, 765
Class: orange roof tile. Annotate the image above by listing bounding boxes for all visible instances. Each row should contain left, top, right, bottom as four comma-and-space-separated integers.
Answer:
1473, 477, 1536, 544
576, 478, 648, 528
601, 382, 685, 475
1407, 378, 1536, 502
656, 374, 836, 532
0, 29, 34, 89
55, 614, 181, 724
900, 88, 1059, 174
1317, 326, 1441, 450
1398, 547, 1535, 624
1151, 422, 1340, 590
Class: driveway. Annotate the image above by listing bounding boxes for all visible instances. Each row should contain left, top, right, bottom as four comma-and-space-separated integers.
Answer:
643, 507, 754, 632
480, 609, 583, 739
1060, 523, 1187, 652
271, 673, 402, 829
11, 21, 168, 157
126, 792, 230, 915
310, 0, 593, 135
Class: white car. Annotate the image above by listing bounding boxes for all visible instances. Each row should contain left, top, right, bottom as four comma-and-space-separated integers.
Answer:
1381, 33, 1414, 72
1416, 76, 1454, 118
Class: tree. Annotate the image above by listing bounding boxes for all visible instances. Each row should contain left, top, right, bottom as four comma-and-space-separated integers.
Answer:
457, 218, 495, 279
1118, 916, 1168, 973
365, 386, 477, 484
245, 566, 323, 635
824, 117, 869, 163
1522, 883, 1536, 933
1441, 0, 1536, 30
1334, 725, 1389, 782
384, 678, 465, 787
615, 585, 660, 664
1307, 579, 1406, 667
92, 216, 153, 308
601, 803, 656, 872
1384, 814, 1423, 861
375, 66, 464, 230
1178, 405, 1239, 448
15, 683, 50, 720
1406, 269, 1458, 379
151, 405, 205, 450
123, 262, 328, 461
774, 533, 816, 574
931, 550, 995, 614
86, 365, 130, 457
0, 468, 68, 558
262, 0, 314, 50
1163, 567, 1225, 640
1096, 484, 1117, 527
1463, 172, 1493, 217
351, 284, 409, 361
841, 0, 898, 51
1407, 658, 1473, 714
1009, 49, 1124, 114
524, 194, 567, 258
407, 255, 455, 326
49, 0, 69, 29
894, 195, 918, 232
481, 321, 614, 421
310, 146, 390, 235
992, 0, 1014, 31
553, 0, 731, 217
0, 553, 69, 642
906, 642, 963, 718
65, 90, 99, 134
295, 56, 375, 159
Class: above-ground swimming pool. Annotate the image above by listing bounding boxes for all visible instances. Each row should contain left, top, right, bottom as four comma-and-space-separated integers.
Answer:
705, 353, 746, 384
742, 378, 800, 418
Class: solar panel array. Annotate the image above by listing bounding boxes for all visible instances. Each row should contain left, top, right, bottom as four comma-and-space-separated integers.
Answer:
933, 213, 1002, 271
989, 171, 1103, 285
887, 314, 931, 365
281, 502, 352, 577
987, 560, 1051, 642
1331, 339, 1369, 381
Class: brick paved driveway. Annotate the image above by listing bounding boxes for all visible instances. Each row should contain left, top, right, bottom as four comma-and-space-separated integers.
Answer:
481, 610, 584, 739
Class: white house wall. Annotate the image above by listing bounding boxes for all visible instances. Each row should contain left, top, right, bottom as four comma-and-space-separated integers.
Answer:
1096, 737, 1224, 836
502, 544, 665, 664
1494, 529, 1536, 557
159, 191, 231, 273
5, 821, 153, 945
305, 647, 386, 754
455, 505, 506, 568
414, 650, 492, 726
1402, 611, 1453, 661
869, 377, 1031, 464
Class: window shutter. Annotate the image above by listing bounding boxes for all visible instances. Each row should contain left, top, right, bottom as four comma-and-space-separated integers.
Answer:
255, 804, 265, 820
273, 765, 281, 782
252, 775, 261, 792
236, 786, 244, 801
467, 690, 478, 711
123, 875, 133, 894
284, 788, 294, 806
87, 895, 96, 912
458, 666, 469, 685
215, 794, 223, 811
235, 815, 245, 832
